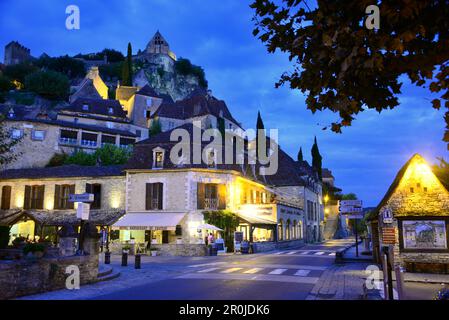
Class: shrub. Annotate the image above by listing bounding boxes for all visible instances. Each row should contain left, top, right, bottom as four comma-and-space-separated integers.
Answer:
46, 153, 69, 167
23, 243, 45, 255
0, 75, 13, 92
62, 145, 132, 166
174, 58, 208, 88
12, 236, 27, 248
25, 70, 70, 100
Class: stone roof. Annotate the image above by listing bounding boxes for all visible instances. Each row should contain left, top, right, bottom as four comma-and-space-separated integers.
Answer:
116, 85, 139, 101
136, 85, 174, 103
63, 98, 127, 119
0, 209, 125, 227
0, 165, 125, 180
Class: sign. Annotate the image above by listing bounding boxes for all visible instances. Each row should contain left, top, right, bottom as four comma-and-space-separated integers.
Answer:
339, 200, 363, 214
380, 206, 393, 224
234, 231, 244, 243
340, 206, 363, 214
339, 200, 363, 207
69, 193, 94, 203
347, 214, 363, 219
382, 227, 396, 245
76, 202, 90, 220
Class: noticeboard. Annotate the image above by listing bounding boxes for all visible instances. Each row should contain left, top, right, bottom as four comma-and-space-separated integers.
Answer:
382, 227, 396, 245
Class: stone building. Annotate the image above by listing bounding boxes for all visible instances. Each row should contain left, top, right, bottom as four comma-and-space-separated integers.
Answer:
69, 67, 109, 103
4, 41, 32, 65
368, 154, 449, 273
134, 31, 177, 69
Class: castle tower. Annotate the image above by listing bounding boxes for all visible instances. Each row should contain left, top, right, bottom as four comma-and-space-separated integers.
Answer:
145, 31, 176, 61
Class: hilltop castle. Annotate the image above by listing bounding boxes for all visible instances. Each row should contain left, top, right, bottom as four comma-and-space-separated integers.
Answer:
4, 41, 32, 65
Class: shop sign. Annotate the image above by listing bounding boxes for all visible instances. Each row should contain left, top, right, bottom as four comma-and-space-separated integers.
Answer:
69, 193, 94, 203
382, 227, 396, 245
76, 202, 90, 220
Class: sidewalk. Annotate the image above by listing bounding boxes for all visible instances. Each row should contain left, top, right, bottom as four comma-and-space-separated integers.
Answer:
341, 243, 374, 262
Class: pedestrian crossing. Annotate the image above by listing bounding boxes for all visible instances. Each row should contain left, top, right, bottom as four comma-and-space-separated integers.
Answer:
270, 250, 336, 257
176, 265, 322, 284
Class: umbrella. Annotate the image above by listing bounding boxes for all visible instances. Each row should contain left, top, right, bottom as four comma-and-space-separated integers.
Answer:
197, 223, 223, 231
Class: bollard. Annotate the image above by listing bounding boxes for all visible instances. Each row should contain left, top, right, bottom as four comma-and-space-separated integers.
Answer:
135, 254, 141, 269
394, 266, 405, 300
121, 252, 128, 266
104, 250, 111, 265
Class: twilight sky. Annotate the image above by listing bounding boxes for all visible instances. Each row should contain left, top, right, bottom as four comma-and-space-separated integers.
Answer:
0, 0, 446, 206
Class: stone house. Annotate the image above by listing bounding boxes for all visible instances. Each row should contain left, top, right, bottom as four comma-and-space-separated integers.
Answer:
368, 154, 449, 273
0, 165, 125, 244
69, 67, 109, 103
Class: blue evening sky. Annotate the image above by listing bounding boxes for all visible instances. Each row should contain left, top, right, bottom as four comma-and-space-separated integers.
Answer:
0, 0, 446, 206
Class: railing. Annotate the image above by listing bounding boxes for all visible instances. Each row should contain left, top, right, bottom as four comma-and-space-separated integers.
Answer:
204, 198, 218, 210
59, 137, 78, 145
81, 140, 97, 147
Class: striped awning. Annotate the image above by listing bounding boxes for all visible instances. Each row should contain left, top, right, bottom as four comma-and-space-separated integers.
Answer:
112, 212, 186, 231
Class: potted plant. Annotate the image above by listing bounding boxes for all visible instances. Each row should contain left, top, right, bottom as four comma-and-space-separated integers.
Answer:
23, 242, 46, 259
122, 245, 131, 254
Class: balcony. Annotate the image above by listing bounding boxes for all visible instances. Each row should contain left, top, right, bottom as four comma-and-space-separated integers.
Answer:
81, 139, 98, 147
59, 137, 78, 145
204, 198, 218, 210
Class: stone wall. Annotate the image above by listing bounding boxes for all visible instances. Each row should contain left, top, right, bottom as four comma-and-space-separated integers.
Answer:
151, 243, 207, 256
0, 254, 98, 300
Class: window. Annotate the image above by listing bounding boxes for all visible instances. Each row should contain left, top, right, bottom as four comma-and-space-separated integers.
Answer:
154, 151, 164, 168
82, 104, 89, 111
60, 129, 78, 145
108, 107, 114, 115
11, 129, 23, 139
207, 150, 216, 168
278, 220, 284, 241
106, 122, 113, 129
197, 183, 226, 210
54, 184, 75, 210
1, 186, 11, 210
120, 137, 135, 148
31, 130, 45, 141
86, 183, 101, 209
101, 134, 116, 146
136, 130, 142, 138
145, 109, 151, 118
145, 183, 163, 210
24, 185, 45, 210
81, 132, 98, 147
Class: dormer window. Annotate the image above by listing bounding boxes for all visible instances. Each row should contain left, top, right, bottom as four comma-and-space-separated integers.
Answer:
108, 107, 114, 115
82, 104, 89, 111
152, 147, 165, 169
146, 98, 152, 107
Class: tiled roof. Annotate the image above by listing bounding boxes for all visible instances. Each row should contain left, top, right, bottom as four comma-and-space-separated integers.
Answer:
0, 165, 125, 180
63, 98, 127, 118
136, 85, 174, 103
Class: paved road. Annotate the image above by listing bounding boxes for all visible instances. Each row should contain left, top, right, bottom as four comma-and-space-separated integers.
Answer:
93, 239, 355, 300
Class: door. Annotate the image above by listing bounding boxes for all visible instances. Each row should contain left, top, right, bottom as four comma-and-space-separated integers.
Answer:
162, 230, 169, 244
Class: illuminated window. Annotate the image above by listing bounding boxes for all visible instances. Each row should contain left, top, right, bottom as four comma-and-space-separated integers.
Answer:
11, 129, 23, 139
154, 151, 164, 168
31, 130, 45, 141
82, 104, 89, 111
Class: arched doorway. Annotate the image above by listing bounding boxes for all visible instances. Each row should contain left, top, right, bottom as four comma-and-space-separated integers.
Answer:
278, 219, 283, 241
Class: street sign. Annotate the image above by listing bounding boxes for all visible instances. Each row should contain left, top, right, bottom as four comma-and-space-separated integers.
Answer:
380, 206, 393, 224
347, 214, 363, 219
340, 206, 363, 213
76, 202, 90, 220
69, 193, 94, 203
339, 200, 363, 207
382, 227, 396, 245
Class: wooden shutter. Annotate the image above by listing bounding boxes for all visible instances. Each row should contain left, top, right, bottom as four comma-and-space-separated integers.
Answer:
157, 183, 163, 210
86, 183, 92, 193
197, 183, 205, 209
54, 185, 61, 209
68, 185, 75, 209
94, 184, 101, 209
218, 184, 226, 209
37, 185, 45, 210
1, 186, 11, 210
145, 183, 152, 210
24, 185, 31, 209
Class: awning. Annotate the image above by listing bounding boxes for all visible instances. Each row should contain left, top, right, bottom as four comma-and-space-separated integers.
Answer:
112, 212, 186, 231
197, 223, 223, 231
237, 212, 277, 225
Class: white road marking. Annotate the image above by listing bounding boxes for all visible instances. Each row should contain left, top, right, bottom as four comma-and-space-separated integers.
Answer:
301, 251, 310, 255
243, 268, 263, 274
314, 251, 325, 255
269, 268, 287, 275
188, 262, 225, 268
221, 267, 243, 273
294, 270, 311, 277
286, 251, 298, 255
176, 273, 319, 284
273, 252, 284, 255
328, 252, 336, 256
197, 267, 220, 273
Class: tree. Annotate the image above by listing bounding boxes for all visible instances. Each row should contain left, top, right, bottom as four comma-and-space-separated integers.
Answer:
3, 63, 38, 85
311, 136, 322, 180
256, 111, 265, 159
341, 193, 358, 200
149, 117, 162, 136
174, 58, 208, 88
35, 55, 85, 78
0, 114, 22, 166
63, 144, 132, 166
100, 49, 125, 63
121, 43, 133, 86
24, 70, 69, 100
297, 147, 303, 162
251, 1, 449, 146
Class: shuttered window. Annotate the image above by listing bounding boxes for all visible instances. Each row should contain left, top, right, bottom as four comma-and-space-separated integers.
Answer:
145, 183, 163, 210
86, 183, 102, 209
197, 183, 226, 210
1, 186, 11, 210
54, 184, 75, 210
23, 185, 45, 210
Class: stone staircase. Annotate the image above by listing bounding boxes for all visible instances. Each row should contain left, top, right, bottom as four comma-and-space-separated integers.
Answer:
96, 265, 120, 282
323, 215, 339, 240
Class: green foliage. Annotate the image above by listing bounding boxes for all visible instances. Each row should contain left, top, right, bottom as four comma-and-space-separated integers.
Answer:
0, 114, 22, 165
157, 67, 165, 78
174, 58, 208, 88
0, 75, 13, 92
35, 55, 85, 78
23, 242, 45, 255
8, 91, 35, 105
149, 117, 162, 136
311, 137, 322, 180
24, 70, 69, 100
341, 193, 358, 200
432, 157, 449, 188
100, 62, 123, 81
3, 63, 38, 84
0, 226, 10, 249
203, 210, 240, 251
297, 147, 303, 162
63, 144, 132, 166
251, 1, 449, 146
46, 153, 69, 167
74, 49, 124, 63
